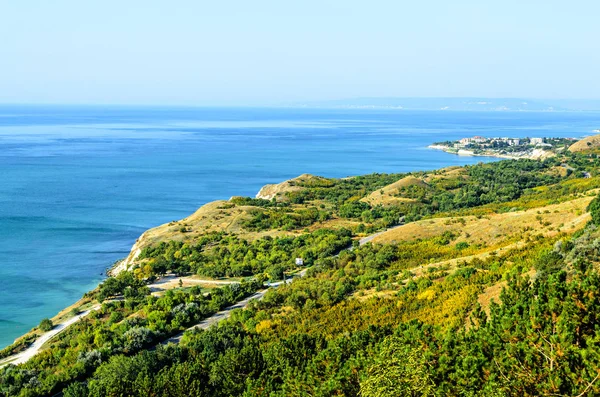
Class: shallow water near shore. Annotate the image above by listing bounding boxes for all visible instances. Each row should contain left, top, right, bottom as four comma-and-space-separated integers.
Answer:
1, 105, 599, 348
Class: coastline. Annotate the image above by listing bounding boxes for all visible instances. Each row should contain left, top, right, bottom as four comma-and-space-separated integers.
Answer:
427, 144, 550, 160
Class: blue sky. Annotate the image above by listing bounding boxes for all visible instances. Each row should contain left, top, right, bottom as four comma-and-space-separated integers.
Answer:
1, 0, 599, 105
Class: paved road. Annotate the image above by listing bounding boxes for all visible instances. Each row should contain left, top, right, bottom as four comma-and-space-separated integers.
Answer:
161, 272, 306, 345
161, 289, 270, 344
359, 224, 403, 245
0, 307, 97, 368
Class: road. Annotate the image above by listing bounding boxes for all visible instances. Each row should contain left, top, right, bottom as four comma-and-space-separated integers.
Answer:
148, 275, 241, 295
162, 272, 305, 345
161, 289, 270, 344
359, 224, 403, 245
0, 307, 97, 368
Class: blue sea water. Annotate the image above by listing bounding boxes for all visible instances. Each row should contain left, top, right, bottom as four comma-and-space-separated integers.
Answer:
1, 105, 600, 348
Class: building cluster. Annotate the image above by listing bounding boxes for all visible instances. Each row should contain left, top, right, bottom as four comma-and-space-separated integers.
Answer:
456, 136, 547, 148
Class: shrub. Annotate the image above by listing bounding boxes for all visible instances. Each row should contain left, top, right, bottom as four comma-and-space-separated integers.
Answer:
39, 318, 53, 332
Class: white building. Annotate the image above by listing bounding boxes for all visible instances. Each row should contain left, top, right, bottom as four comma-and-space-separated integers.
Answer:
459, 136, 487, 145
530, 137, 544, 145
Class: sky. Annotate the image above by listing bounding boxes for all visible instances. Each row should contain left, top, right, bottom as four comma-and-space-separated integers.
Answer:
1, 0, 599, 105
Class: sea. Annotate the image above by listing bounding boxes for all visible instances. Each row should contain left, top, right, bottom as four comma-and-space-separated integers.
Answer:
1, 105, 600, 348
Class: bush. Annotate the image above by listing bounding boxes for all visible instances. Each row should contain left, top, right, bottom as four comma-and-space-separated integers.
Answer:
588, 196, 600, 225
455, 241, 470, 250
123, 327, 154, 352
39, 318, 53, 332
63, 382, 89, 397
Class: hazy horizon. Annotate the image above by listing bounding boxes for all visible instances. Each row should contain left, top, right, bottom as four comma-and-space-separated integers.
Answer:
2, 0, 600, 105
2, 97, 600, 112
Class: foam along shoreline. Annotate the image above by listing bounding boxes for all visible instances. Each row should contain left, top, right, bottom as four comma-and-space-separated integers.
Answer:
427, 144, 551, 160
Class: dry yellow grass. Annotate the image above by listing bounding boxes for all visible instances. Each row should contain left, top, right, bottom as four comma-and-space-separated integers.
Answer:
307, 216, 361, 232
477, 281, 506, 315
361, 176, 426, 206
476, 269, 536, 316
351, 288, 397, 302
372, 195, 593, 247
568, 134, 600, 153
255, 173, 328, 200
361, 167, 469, 207
116, 200, 294, 272
423, 166, 469, 183
408, 241, 528, 280
148, 275, 235, 296
140, 200, 287, 244
546, 166, 570, 177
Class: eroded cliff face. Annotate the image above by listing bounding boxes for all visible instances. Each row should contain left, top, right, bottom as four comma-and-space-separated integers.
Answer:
255, 173, 321, 200
109, 232, 148, 276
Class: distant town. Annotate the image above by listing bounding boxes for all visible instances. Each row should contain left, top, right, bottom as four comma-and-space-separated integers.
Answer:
429, 136, 577, 160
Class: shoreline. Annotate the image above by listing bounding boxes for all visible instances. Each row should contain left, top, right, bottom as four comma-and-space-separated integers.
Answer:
427, 144, 547, 160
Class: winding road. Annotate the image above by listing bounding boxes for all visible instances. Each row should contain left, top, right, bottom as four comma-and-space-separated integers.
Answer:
163, 271, 306, 344
0, 307, 97, 368
0, 270, 307, 366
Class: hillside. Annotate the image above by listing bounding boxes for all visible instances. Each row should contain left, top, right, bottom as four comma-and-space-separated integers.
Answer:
4, 145, 600, 396
361, 175, 425, 206
568, 133, 600, 152
112, 200, 293, 274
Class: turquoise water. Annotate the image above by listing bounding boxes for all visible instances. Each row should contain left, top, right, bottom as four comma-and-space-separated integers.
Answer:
1, 106, 600, 348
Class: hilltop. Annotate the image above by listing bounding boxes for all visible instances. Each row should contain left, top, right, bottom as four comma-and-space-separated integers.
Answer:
568, 133, 600, 152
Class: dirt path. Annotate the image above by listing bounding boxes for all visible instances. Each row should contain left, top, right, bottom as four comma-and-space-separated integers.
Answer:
0, 307, 98, 368
148, 275, 241, 294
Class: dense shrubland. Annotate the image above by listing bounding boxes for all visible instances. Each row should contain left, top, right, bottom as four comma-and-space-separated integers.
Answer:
135, 228, 352, 278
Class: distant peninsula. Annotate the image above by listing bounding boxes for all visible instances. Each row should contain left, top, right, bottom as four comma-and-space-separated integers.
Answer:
296, 97, 600, 112
429, 136, 577, 160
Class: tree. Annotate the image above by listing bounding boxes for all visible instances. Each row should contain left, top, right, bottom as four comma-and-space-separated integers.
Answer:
123, 327, 154, 353
360, 337, 434, 397
63, 382, 89, 397
39, 318, 53, 332
588, 196, 600, 225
